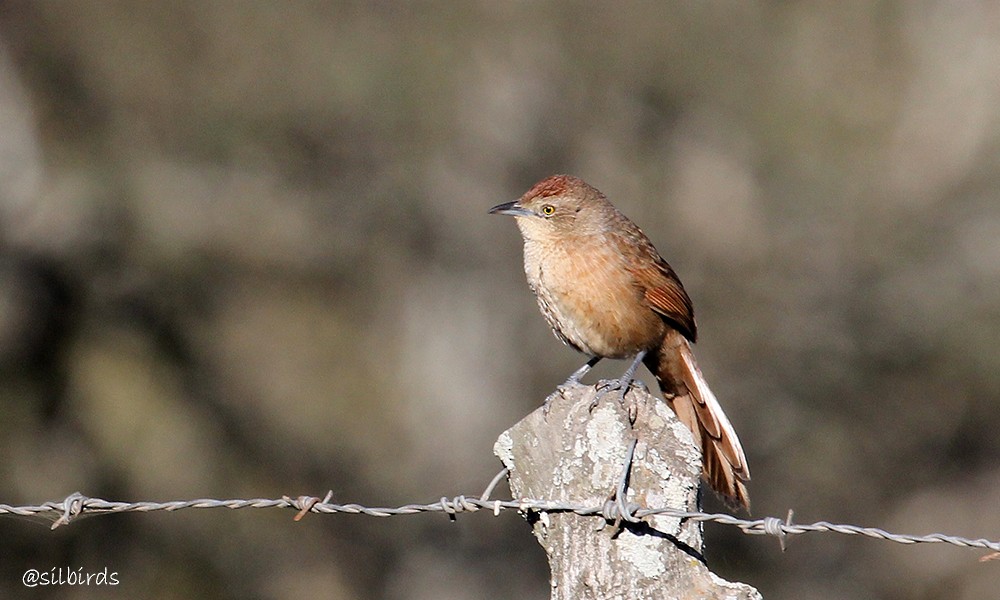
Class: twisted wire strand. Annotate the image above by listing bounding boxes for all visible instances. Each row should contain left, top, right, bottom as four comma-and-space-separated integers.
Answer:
1, 486, 997, 553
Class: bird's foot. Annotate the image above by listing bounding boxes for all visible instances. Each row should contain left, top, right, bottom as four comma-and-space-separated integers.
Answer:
587, 351, 648, 423
593, 376, 635, 401
555, 357, 601, 402
589, 377, 648, 418
542, 389, 562, 417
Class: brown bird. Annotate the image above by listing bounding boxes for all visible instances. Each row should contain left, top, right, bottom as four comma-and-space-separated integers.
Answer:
490, 174, 750, 509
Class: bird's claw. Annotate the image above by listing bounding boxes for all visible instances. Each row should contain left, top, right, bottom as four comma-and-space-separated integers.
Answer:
542, 389, 562, 417
589, 377, 631, 408
596, 376, 633, 400
556, 379, 584, 396
588, 377, 648, 424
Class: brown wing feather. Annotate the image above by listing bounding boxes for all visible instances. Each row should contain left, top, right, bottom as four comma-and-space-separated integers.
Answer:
603, 208, 696, 341
627, 257, 697, 342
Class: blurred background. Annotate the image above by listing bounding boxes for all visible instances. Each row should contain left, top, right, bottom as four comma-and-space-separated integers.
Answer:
0, 2, 998, 598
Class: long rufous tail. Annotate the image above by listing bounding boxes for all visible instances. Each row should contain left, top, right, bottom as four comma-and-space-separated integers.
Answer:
644, 330, 750, 509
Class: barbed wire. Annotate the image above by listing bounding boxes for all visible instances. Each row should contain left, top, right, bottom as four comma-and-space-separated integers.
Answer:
2, 466, 998, 556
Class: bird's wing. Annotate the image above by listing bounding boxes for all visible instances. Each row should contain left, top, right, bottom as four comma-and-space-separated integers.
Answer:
627, 256, 697, 342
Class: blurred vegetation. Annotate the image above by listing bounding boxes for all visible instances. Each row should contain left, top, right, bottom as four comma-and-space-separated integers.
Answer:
0, 2, 998, 599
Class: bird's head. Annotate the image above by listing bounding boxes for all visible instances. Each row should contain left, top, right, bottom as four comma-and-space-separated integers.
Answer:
489, 175, 608, 240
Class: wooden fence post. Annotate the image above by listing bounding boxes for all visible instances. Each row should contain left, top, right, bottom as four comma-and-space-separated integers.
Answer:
494, 383, 762, 600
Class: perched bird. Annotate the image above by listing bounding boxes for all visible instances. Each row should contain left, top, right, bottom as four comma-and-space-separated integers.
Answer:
490, 175, 750, 508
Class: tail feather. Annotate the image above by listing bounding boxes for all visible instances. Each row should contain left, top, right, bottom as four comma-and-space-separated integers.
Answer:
645, 330, 750, 509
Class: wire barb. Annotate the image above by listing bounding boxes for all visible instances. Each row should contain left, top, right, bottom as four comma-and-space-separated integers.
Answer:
50, 492, 86, 530
761, 510, 794, 551
479, 468, 509, 502
286, 491, 333, 522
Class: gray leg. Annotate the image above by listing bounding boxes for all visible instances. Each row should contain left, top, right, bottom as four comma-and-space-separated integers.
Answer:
546, 356, 603, 416
563, 356, 602, 387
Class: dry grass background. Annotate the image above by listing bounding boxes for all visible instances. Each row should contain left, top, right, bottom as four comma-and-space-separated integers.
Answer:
0, 2, 999, 599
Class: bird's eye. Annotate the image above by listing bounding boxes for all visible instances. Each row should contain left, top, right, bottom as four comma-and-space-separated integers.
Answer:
541, 205, 555, 216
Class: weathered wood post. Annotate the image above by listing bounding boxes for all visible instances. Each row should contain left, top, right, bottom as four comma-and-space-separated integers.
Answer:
494, 383, 761, 599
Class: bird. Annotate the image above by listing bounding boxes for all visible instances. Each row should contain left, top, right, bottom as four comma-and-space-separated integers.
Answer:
489, 174, 750, 509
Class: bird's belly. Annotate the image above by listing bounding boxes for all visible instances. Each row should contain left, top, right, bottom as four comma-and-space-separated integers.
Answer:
532, 257, 663, 358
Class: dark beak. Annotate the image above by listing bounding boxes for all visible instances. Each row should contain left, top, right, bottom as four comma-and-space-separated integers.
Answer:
489, 201, 534, 217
